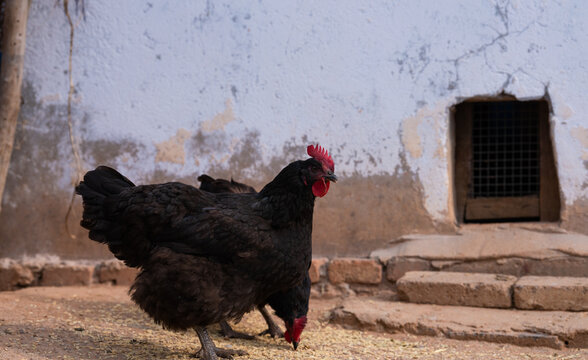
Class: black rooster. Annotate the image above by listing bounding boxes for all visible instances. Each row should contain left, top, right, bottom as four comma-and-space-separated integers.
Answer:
76, 145, 336, 359
197, 174, 311, 349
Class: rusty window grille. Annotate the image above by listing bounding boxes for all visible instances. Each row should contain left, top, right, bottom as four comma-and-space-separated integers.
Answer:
471, 101, 540, 198
454, 99, 559, 223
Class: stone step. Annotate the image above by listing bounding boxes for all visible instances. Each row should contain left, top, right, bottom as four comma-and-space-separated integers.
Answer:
370, 228, 588, 280
397, 271, 588, 312
396, 271, 517, 308
515, 275, 588, 311
330, 297, 588, 349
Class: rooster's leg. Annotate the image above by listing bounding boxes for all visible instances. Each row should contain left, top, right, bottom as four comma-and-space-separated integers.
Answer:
194, 326, 247, 360
218, 320, 255, 340
257, 305, 284, 338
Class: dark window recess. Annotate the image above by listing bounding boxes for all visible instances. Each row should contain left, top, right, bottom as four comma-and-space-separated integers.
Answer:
471, 101, 540, 198
0, 1, 5, 68
0, 2, 4, 39
453, 99, 560, 223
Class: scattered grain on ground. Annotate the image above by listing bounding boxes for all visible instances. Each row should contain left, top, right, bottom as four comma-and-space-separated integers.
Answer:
0, 286, 586, 359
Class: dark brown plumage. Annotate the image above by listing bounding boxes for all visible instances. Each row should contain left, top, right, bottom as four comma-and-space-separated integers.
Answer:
75, 146, 336, 359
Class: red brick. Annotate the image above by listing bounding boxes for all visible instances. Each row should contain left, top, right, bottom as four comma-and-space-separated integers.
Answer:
328, 258, 382, 285
0, 263, 34, 291
41, 264, 94, 286
309, 258, 328, 283
97, 260, 138, 286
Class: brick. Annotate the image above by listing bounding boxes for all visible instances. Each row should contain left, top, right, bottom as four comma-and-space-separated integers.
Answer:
514, 275, 588, 311
41, 264, 94, 286
397, 271, 516, 308
0, 263, 34, 291
386, 257, 431, 282
328, 258, 382, 285
97, 260, 139, 286
309, 258, 328, 283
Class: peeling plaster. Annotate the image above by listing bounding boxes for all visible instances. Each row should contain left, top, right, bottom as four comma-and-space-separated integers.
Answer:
401, 116, 422, 159
155, 128, 192, 165
571, 127, 588, 161
0, 82, 109, 259
201, 99, 235, 132
559, 103, 575, 121
400, 101, 450, 222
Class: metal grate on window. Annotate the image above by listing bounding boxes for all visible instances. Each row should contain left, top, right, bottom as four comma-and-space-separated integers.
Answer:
471, 101, 540, 198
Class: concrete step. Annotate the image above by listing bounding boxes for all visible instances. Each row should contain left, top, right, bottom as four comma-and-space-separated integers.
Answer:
515, 275, 588, 311
396, 271, 588, 312
397, 271, 517, 308
370, 227, 588, 280
330, 297, 588, 349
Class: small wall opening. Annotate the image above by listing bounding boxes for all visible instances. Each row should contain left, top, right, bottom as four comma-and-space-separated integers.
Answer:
453, 97, 560, 223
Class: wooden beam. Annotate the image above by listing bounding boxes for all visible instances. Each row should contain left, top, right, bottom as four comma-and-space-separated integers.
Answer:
538, 100, 561, 221
465, 196, 540, 221
0, 0, 31, 213
454, 102, 472, 224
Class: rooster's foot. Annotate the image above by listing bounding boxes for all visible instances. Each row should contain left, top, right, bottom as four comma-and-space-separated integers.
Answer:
219, 321, 255, 340
194, 346, 247, 360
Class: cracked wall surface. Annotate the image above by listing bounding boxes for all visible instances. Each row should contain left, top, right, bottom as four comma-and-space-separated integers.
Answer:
2, 1, 588, 259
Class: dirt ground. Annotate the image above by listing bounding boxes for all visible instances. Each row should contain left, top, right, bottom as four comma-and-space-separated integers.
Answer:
0, 285, 586, 360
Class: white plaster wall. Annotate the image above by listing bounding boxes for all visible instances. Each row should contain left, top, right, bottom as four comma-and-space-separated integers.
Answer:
21, 0, 588, 222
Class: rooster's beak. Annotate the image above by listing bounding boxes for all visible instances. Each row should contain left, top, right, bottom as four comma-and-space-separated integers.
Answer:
324, 171, 337, 183
292, 341, 299, 350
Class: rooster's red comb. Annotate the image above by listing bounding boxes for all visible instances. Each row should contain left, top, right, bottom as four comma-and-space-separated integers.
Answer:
307, 144, 334, 171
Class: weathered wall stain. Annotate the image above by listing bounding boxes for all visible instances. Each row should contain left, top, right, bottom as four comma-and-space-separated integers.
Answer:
84, 141, 143, 167
0, 82, 110, 259
402, 103, 448, 161
563, 196, 588, 235
186, 130, 307, 190
154, 128, 191, 164
200, 99, 235, 132
571, 126, 588, 161
313, 171, 454, 257
4, 80, 588, 261
401, 115, 422, 159
399, 101, 451, 222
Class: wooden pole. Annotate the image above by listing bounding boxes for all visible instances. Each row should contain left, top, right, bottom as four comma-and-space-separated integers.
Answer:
0, 0, 30, 213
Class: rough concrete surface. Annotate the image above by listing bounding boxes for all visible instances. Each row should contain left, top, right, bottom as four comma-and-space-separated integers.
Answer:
1, 286, 587, 359
397, 271, 517, 308
514, 276, 588, 311
438, 256, 588, 278
371, 227, 588, 262
386, 257, 432, 282
331, 298, 588, 350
